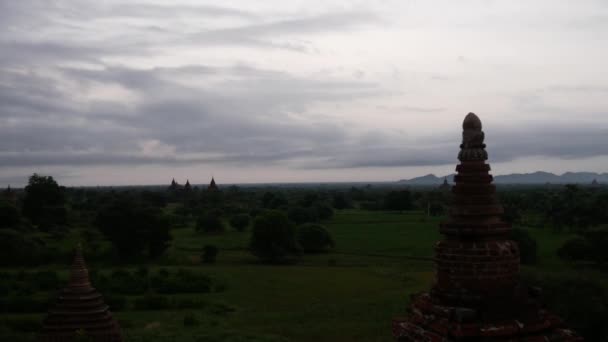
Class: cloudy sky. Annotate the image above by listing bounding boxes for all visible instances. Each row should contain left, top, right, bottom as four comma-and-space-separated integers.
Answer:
1, 0, 607, 186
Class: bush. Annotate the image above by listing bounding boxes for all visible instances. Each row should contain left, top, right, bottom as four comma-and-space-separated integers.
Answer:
229, 214, 250, 232
183, 313, 199, 327
104, 294, 127, 311
149, 269, 212, 294
522, 272, 608, 341
0, 201, 20, 229
133, 294, 170, 310
315, 204, 334, 221
558, 237, 592, 261
201, 245, 219, 264
109, 270, 147, 295
0, 229, 46, 266
510, 228, 537, 265
0, 316, 42, 333
288, 206, 318, 225
196, 210, 225, 234
31, 271, 60, 291
250, 210, 300, 263
296, 224, 334, 253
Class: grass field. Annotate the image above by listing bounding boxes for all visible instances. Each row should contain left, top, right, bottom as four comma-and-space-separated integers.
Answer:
2, 210, 595, 341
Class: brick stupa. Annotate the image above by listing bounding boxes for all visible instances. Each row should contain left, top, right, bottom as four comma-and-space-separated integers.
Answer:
393, 113, 581, 341
40, 246, 122, 342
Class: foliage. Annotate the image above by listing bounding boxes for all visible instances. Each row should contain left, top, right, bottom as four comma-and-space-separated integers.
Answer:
558, 228, 608, 266
95, 200, 171, 260
196, 209, 225, 234
22, 173, 67, 229
229, 213, 250, 232
0, 201, 20, 229
287, 206, 318, 225
202, 245, 219, 263
315, 204, 334, 221
558, 237, 592, 261
331, 192, 352, 210
133, 294, 170, 310
296, 224, 334, 253
183, 313, 199, 327
0, 229, 47, 266
510, 228, 538, 265
250, 210, 300, 263
523, 272, 608, 341
384, 190, 414, 211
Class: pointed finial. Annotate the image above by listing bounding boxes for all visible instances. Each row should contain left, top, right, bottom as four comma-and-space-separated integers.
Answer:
463, 112, 482, 131
458, 112, 488, 162
69, 243, 91, 289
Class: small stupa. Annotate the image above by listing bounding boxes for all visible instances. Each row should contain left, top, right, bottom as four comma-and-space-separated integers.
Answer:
207, 177, 219, 191
438, 177, 451, 192
392, 113, 581, 341
40, 245, 122, 342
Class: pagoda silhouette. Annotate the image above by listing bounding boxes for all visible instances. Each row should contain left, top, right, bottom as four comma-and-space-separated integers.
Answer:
207, 177, 219, 191
393, 113, 581, 340
40, 246, 122, 342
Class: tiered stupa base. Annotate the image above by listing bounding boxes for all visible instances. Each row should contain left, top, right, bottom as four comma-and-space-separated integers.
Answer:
393, 292, 581, 341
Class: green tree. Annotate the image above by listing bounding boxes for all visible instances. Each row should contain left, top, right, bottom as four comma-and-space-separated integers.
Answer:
510, 228, 538, 265
22, 173, 67, 229
229, 213, 250, 232
250, 210, 300, 263
95, 201, 171, 260
0, 200, 21, 229
384, 190, 413, 211
296, 223, 334, 253
196, 209, 225, 233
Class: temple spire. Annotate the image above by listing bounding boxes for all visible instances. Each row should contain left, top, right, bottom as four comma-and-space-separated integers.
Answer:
68, 243, 91, 289
40, 245, 122, 341
393, 112, 580, 341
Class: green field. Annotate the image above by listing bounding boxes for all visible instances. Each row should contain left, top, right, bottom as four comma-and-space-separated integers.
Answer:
2, 210, 598, 341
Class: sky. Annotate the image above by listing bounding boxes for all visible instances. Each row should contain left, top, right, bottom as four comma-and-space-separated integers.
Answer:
1, 0, 607, 186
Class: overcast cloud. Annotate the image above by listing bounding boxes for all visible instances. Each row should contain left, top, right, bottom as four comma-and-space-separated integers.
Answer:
1, 0, 607, 185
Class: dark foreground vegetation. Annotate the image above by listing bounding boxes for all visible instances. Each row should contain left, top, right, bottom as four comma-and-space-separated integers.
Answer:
1, 174, 608, 341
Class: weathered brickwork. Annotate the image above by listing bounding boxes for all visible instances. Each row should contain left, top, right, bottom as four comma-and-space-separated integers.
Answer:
393, 113, 582, 341
40, 246, 122, 342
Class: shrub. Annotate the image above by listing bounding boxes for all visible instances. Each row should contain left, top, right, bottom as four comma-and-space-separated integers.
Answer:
296, 224, 334, 253
196, 210, 225, 234
250, 210, 300, 263
315, 204, 334, 221
183, 313, 199, 327
288, 206, 318, 225
522, 272, 608, 341
510, 228, 538, 265
0, 317, 43, 333
558, 237, 592, 261
150, 269, 212, 294
0, 201, 20, 230
201, 245, 219, 264
31, 271, 60, 291
104, 294, 127, 311
229, 214, 250, 232
133, 294, 170, 310
109, 270, 147, 295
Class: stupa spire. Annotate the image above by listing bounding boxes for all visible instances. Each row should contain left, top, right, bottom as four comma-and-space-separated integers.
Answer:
393, 113, 580, 341
40, 246, 122, 341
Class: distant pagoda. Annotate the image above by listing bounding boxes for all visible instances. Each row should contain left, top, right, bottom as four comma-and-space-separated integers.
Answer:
207, 177, 219, 191
168, 178, 180, 191
2, 185, 17, 203
438, 177, 451, 192
184, 179, 192, 191
393, 113, 581, 341
40, 246, 122, 342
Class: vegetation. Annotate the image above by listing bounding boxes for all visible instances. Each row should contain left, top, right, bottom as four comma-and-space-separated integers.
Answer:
250, 210, 300, 263
1, 174, 607, 341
